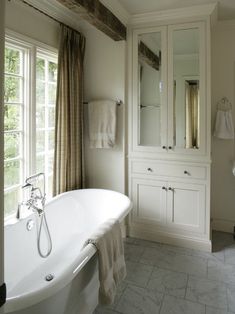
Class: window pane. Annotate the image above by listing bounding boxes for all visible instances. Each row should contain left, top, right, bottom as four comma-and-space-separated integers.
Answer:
4, 76, 21, 103
48, 130, 54, 150
48, 154, 54, 174
48, 83, 56, 104
5, 47, 21, 75
47, 175, 53, 198
48, 61, 57, 82
36, 81, 45, 104
4, 132, 20, 159
48, 106, 55, 128
36, 154, 45, 173
4, 160, 20, 188
36, 105, 45, 128
36, 58, 45, 80
4, 104, 21, 131
36, 130, 45, 153
4, 188, 20, 216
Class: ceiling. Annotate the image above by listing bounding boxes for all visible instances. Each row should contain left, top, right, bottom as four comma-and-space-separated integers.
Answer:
117, 0, 235, 20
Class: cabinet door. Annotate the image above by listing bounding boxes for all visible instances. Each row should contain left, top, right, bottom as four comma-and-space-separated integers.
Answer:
132, 178, 167, 225
132, 26, 168, 152
168, 22, 206, 155
166, 182, 205, 233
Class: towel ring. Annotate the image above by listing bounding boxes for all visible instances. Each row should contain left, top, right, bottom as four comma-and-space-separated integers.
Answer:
217, 97, 232, 112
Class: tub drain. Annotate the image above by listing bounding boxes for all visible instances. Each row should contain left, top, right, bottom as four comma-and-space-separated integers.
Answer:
45, 274, 54, 282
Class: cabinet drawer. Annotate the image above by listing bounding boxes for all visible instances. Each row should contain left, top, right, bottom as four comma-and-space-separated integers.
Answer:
132, 161, 207, 180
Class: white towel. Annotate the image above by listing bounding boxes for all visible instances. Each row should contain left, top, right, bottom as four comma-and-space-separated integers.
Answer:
83, 219, 126, 305
214, 109, 234, 139
88, 100, 117, 148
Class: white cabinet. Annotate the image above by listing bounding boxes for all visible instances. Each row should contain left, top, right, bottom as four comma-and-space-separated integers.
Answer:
128, 6, 214, 251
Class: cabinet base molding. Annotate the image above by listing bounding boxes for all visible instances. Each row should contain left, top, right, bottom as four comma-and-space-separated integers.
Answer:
212, 219, 235, 234
128, 225, 212, 252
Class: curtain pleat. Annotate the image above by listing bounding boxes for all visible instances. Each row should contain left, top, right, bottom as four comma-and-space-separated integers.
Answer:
53, 25, 86, 196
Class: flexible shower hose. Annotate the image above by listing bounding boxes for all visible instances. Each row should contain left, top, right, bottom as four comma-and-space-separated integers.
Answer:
37, 211, 52, 258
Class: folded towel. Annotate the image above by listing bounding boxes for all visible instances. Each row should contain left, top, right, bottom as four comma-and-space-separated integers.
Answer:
88, 100, 117, 148
214, 109, 234, 139
84, 219, 126, 305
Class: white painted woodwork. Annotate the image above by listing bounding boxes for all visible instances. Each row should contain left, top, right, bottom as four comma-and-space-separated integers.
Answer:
128, 6, 213, 251
132, 178, 167, 225
0, 0, 5, 311
166, 182, 205, 233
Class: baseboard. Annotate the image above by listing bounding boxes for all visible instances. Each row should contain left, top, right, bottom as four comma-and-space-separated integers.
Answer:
128, 225, 212, 252
212, 218, 235, 234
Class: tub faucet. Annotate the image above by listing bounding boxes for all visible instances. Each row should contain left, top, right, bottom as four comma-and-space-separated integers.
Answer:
22, 173, 46, 216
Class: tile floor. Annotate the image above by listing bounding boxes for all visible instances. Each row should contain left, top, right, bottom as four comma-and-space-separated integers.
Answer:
94, 231, 235, 314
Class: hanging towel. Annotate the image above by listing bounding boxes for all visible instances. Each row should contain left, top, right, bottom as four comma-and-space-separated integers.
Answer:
83, 219, 126, 305
88, 100, 117, 148
214, 109, 234, 139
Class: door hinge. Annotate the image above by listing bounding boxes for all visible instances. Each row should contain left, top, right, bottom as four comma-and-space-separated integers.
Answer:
0, 283, 6, 307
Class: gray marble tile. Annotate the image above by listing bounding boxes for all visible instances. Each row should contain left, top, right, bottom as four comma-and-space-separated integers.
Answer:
186, 276, 228, 309
206, 306, 234, 314
192, 248, 225, 263
161, 243, 193, 256
116, 284, 163, 314
140, 246, 207, 276
227, 284, 235, 313
208, 259, 235, 285
160, 295, 205, 314
124, 243, 144, 262
147, 267, 188, 298
125, 261, 153, 287
225, 245, 235, 265
94, 309, 121, 314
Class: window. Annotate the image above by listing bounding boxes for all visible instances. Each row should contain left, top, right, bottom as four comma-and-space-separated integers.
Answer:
4, 34, 57, 218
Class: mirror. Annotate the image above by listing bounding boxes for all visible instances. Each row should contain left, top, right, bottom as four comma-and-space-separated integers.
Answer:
138, 32, 162, 146
173, 28, 200, 149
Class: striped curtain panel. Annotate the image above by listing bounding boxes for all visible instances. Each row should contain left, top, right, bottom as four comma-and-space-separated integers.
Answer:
53, 25, 86, 196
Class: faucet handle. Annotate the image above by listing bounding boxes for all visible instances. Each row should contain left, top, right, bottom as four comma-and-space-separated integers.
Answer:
22, 183, 33, 190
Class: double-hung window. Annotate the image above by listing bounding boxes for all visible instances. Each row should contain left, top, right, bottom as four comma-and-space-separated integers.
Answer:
4, 33, 58, 218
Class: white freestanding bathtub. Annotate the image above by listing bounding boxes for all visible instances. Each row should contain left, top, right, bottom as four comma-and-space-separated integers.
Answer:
4, 189, 132, 314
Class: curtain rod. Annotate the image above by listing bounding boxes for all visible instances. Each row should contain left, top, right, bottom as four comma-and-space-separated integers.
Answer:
18, 0, 81, 35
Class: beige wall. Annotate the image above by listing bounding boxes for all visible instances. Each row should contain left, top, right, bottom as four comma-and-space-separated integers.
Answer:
0, 1, 5, 312
83, 24, 126, 193
5, 0, 59, 48
211, 21, 235, 233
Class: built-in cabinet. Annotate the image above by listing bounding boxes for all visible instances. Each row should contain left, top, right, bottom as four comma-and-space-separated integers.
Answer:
128, 6, 215, 251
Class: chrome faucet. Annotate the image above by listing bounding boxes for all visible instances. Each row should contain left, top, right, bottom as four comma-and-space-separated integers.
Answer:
21, 173, 46, 217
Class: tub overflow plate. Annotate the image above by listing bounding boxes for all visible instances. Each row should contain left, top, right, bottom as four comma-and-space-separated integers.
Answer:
45, 274, 54, 282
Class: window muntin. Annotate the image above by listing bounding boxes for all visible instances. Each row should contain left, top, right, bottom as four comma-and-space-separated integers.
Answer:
4, 36, 57, 219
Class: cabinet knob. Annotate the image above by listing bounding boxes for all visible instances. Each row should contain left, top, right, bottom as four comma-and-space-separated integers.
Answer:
168, 187, 174, 192
184, 170, 189, 175
162, 186, 167, 190
168, 146, 172, 150
147, 168, 153, 172
162, 146, 166, 149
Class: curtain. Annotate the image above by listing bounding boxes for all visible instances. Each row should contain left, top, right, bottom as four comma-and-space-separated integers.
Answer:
185, 83, 199, 149
53, 25, 86, 196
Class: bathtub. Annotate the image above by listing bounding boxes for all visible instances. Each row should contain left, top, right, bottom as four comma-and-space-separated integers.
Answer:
4, 189, 132, 314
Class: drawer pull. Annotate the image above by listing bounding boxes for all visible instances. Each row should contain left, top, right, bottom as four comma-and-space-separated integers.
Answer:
147, 168, 153, 172
168, 146, 172, 149
184, 170, 190, 175
162, 186, 167, 190
168, 187, 174, 192
162, 146, 166, 149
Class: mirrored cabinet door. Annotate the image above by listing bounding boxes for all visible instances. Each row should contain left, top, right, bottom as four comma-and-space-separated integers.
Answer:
168, 22, 206, 153
133, 27, 167, 151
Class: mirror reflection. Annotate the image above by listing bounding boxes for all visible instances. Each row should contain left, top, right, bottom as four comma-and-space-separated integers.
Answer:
173, 28, 200, 149
138, 32, 162, 146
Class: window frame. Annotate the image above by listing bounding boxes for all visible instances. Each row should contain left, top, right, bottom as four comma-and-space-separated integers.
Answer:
4, 30, 58, 223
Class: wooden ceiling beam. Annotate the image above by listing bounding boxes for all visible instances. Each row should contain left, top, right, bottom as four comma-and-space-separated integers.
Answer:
56, 0, 126, 41
139, 41, 160, 71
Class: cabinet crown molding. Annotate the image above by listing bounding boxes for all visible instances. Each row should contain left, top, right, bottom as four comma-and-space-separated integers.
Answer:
129, 3, 218, 25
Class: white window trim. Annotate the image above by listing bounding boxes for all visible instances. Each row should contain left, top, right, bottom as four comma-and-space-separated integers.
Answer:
4, 30, 58, 224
